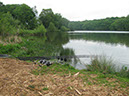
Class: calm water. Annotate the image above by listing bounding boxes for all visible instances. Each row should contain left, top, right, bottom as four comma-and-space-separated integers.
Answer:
63, 31, 129, 69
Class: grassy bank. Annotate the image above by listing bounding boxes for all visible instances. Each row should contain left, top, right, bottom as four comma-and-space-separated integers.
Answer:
0, 36, 46, 57
32, 63, 129, 89
0, 30, 69, 57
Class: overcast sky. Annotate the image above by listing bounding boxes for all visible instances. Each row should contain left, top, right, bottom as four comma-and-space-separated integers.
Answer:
1, 0, 129, 21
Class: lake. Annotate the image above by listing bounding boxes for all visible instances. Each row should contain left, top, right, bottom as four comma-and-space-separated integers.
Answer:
63, 31, 129, 70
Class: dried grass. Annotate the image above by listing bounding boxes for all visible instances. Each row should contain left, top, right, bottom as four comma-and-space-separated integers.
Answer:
0, 36, 22, 45
0, 58, 128, 96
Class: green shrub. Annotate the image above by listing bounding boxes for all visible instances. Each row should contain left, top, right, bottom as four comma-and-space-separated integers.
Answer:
0, 44, 21, 54
34, 24, 46, 35
19, 24, 46, 36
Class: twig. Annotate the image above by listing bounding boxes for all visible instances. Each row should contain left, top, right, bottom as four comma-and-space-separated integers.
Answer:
74, 88, 82, 95
73, 72, 80, 77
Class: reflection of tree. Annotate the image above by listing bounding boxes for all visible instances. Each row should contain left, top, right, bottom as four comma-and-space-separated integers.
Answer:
59, 48, 78, 67
37, 31, 70, 56
59, 48, 75, 56
46, 31, 69, 45
70, 33, 129, 47
45, 31, 77, 65
19, 31, 70, 57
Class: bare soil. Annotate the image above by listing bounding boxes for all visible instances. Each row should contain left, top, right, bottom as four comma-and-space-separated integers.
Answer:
0, 58, 128, 96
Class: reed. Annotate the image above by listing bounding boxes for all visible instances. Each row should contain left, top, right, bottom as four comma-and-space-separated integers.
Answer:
86, 55, 129, 78
86, 56, 116, 74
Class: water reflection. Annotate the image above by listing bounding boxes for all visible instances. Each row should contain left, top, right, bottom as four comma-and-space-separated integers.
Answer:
59, 48, 78, 68
0, 31, 71, 56
63, 32, 129, 69
69, 33, 129, 47
47, 31, 69, 45
23, 31, 73, 57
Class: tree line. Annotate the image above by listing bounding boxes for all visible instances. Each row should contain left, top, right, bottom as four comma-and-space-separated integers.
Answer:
68, 16, 129, 31
0, 2, 70, 36
1, 1, 129, 35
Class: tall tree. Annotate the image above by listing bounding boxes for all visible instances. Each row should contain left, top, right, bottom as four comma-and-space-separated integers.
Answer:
0, 12, 20, 35
13, 4, 37, 29
39, 9, 54, 28
0, 3, 38, 29
39, 8, 69, 30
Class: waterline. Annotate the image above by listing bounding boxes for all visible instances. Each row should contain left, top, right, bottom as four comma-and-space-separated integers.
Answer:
68, 30, 129, 34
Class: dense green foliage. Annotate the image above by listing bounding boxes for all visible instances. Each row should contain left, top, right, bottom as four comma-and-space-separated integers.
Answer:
0, 12, 20, 35
0, 43, 21, 54
110, 16, 129, 31
68, 16, 129, 31
0, 1, 69, 36
0, 3, 37, 29
19, 24, 46, 36
47, 22, 58, 32
39, 8, 69, 31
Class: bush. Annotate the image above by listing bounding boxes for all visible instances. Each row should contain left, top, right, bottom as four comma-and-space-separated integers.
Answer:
34, 24, 46, 35
19, 24, 46, 36
0, 44, 21, 54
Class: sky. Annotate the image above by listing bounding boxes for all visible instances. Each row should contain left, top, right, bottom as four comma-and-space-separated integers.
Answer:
1, 0, 129, 21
